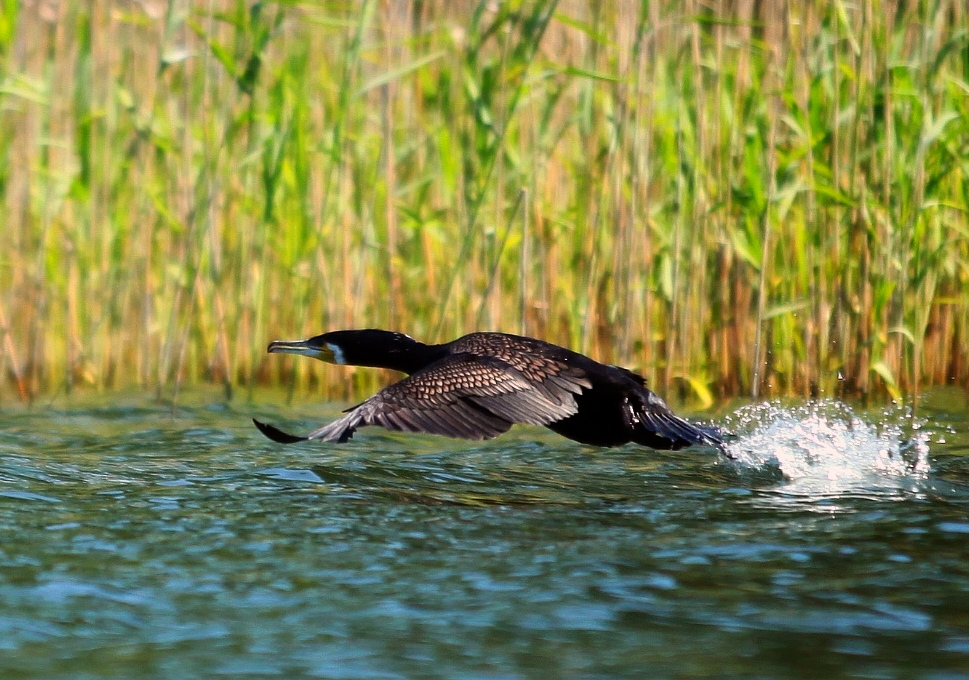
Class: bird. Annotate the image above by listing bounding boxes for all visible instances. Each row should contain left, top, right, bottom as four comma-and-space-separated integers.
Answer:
253, 329, 726, 453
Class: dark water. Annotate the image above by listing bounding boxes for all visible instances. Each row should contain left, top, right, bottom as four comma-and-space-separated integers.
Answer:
1, 388, 968, 679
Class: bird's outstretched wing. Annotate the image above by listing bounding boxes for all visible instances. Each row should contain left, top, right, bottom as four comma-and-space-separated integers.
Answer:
448, 333, 592, 405
254, 353, 585, 444
253, 419, 310, 444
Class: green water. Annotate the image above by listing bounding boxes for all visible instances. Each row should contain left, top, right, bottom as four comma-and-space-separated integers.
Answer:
1, 388, 968, 679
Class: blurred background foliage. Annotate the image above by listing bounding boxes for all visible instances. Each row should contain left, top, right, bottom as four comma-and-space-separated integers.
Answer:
0, 0, 967, 407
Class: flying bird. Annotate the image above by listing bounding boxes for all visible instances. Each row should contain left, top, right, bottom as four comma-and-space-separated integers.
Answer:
254, 329, 725, 453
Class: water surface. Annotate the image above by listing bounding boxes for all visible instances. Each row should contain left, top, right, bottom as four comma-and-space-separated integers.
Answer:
1, 388, 968, 678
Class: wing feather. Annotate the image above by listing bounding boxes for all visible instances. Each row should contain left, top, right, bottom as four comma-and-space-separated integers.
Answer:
448, 333, 592, 407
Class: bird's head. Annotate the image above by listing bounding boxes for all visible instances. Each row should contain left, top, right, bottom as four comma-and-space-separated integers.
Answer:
267, 329, 421, 368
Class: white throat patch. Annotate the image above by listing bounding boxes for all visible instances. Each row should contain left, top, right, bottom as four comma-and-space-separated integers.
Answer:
326, 342, 347, 365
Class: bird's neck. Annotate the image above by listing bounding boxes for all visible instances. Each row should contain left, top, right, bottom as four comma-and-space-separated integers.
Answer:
354, 339, 448, 374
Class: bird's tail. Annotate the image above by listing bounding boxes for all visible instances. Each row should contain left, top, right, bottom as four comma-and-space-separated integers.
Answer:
631, 391, 730, 455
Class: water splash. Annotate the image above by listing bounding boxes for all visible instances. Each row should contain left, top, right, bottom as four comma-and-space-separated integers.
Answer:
721, 401, 930, 497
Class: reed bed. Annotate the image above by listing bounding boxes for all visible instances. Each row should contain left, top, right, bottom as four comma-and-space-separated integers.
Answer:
1, 0, 967, 408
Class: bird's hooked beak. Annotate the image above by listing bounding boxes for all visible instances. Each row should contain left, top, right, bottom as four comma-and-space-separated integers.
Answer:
267, 339, 338, 363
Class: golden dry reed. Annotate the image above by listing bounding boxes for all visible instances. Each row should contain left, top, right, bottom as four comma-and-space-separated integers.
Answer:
1, 0, 967, 408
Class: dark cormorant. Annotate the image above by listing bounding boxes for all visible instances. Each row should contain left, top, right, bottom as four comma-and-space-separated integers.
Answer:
254, 329, 725, 452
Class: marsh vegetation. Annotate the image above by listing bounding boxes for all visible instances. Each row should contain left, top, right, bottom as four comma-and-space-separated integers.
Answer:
1, 1, 967, 406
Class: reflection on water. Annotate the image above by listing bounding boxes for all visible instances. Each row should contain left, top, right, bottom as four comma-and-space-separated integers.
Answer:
0, 388, 967, 678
